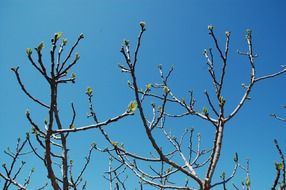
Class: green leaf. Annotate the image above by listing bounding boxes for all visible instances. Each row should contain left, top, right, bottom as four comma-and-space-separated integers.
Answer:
86, 87, 93, 96
55, 32, 63, 40
275, 162, 283, 170
128, 101, 138, 113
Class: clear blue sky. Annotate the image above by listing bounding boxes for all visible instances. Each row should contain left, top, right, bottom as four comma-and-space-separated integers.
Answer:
1, 0, 286, 189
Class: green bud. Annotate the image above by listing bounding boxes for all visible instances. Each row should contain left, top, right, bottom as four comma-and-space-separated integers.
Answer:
146, 83, 152, 90
25, 109, 30, 117
65, 69, 69, 75
123, 39, 129, 46
75, 52, 80, 60
71, 73, 76, 79
69, 124, 75, 129
139, 21, 146, 30
86, 87, 93, 96
245, 177, 251, 187
91, 142, 97, 148
208, 25, 214, 31
111, 141, 119, 147
275, 162, 283, 170
36, 42, 44, 52
202, 106, 208, 115
128, 101, 138, 113
219, 96, 226, 106
163, 86, 170, 94
158, 106, 163, 113
62, 38, 68, 46
26, 48, 32, 56
54, 32, 63, 40
225, 31, 231, 37
221, 171, 226, 180
31, 127, 37, 135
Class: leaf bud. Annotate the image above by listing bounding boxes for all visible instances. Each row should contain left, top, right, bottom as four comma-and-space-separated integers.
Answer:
208, 25, 214, 31
36, 42, 44, 52
54, 32, 63, 41
26, 48, 32, 56
139, 21, 146, 30
75, 52, 80, 60
79, 33, 84, 39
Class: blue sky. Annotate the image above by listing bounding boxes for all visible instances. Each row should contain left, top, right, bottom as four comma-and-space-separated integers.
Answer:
1, 0, 286, 189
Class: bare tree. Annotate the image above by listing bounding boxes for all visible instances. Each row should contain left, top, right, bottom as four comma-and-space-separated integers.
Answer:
2, 22, 286, 189
91, 23, 286, 189
10, 32, 133, 190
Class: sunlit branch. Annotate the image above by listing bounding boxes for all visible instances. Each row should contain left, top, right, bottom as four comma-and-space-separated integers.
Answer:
53, 111, 133, 134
